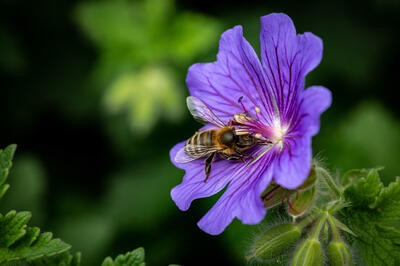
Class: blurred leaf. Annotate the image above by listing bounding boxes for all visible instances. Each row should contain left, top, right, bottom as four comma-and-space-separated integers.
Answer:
103, 159, 181, 231
0, 144, 17, 201
0, 211, 71, 263
0, 155, 46, 225
169, 12, 221, 63
102, 247, 145, 266
56, 213, 114, 265
75, 0, 220, 135
0, 27, 26, 75
104, 66, 184, 134
318, 101, 400, 184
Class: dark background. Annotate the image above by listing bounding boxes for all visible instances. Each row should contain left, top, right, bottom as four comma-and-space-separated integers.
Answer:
1, 0, 399, 265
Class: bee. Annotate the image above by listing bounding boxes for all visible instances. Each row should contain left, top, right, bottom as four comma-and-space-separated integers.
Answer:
175, 96, 260, 182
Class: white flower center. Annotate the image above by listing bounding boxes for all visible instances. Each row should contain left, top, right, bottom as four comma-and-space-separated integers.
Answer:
271, 118, 288, 150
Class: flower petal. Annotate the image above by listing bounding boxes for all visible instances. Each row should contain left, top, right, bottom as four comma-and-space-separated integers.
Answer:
197, 153, 274, 235
260, 13, 323, 120
273, 135, 312, 189
187, 26, 274, 124
299, 86, 332, 136
170, 141, 243, 211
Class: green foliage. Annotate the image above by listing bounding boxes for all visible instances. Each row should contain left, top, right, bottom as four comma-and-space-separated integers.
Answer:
0, 144, 16, 200
0, 145, 72, 264
75, 0, 221, 134
0, 156, 47, 225
344, 168, 383, 207
0, 211, 71, 263
55, 159, 181, 265
317, 102, 400, 184
101, 247, 145, 266
343, 169, 400, 266
31, 251, 81, 266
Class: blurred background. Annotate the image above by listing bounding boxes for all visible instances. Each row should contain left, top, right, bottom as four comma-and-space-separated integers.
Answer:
0, 0, 399, 265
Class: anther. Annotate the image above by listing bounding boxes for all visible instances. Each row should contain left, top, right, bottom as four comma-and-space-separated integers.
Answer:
255, 107, 261, 114
254, 133, 263, 139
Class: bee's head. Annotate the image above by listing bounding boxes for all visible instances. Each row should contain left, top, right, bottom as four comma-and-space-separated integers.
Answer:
236, 134, 256, 147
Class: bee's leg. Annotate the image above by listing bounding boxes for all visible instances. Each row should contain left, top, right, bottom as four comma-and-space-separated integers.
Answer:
204, 152, 216, 183
234, 148, 254, 161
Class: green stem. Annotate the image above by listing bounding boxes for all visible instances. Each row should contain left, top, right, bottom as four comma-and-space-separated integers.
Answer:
316, 166, 341, 198
311, 212, 328, 240
327, 214, 340, 242
297, 212, 320, 230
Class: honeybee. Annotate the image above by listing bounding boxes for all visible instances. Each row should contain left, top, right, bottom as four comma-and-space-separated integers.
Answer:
175, 96, 260, 182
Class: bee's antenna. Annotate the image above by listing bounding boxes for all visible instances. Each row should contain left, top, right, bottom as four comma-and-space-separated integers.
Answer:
238, 96, 248, 113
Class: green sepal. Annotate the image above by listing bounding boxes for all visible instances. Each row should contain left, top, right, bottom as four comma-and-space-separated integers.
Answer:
288, 186, 316, 217
247, 224, 301, 261
327, 241, 352, 266
291, 239, 323, 266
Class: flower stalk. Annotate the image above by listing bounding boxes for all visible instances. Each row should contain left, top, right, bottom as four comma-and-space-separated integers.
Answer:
310, 212, 328, 240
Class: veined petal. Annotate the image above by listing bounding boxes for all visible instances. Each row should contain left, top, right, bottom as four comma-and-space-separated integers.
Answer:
273, 135, 311, 189
260, 13, 323, 122
298, 86, 332, 136
197, 152, 275, 235
187, 26, 274, 124
170, 141, 242, 211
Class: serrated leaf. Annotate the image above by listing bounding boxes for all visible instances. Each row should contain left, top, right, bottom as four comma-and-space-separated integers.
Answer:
31, 251, 81, 266
101, 247, 145, 266
0, 184, 10, 200
0, 210, 31, 247
0, 144, 17, 187
343, 174, 400, 265
0, 211, 71, 263
344, 168, 383, 207
0, 229, 71, 263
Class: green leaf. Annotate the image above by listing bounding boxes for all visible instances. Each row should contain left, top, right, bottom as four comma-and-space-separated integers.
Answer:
101, 247, 145, 266
0, 144, 17, 200
344, 168, 382, 207
31, 251, 81, 266
0, 210, 31, 247
343, 172, 400, 265
0, 210, 71, 263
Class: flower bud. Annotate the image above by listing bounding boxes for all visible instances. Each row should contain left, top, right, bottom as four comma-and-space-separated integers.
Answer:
291, 239, 323, 266
247, 224, 301, 260
327, 241, 352, 266
288, 186, 316, 217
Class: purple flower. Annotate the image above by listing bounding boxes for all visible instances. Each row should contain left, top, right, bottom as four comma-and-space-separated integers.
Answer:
170, 13, 331, 235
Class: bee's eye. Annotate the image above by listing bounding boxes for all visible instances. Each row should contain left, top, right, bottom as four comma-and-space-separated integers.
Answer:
221, 131, 234, 145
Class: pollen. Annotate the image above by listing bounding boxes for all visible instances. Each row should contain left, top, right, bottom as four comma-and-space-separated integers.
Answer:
271, 118, 288, 150
255, 107, 261, 114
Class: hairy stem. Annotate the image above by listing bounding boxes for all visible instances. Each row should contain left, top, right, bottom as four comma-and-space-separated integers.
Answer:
327, 214, 340, 242
311, 212, 328, 240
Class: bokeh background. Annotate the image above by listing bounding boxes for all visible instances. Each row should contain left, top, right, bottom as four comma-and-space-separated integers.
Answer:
1, 0, 399, 265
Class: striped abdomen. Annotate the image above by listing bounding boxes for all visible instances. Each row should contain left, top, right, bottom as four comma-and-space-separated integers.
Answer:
185, 129, 216, 157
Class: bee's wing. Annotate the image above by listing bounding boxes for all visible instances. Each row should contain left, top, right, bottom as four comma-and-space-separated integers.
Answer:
187, 96, 225, 127
174, 145, 220, 164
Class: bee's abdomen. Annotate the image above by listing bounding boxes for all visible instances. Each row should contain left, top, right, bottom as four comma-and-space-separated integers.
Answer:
185, 130, 214, 157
